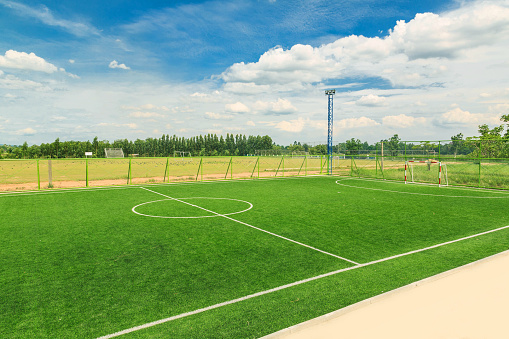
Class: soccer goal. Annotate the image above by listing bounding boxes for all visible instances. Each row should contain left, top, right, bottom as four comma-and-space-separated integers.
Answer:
174, 151, 192, 160
104, 148, 124, 158
291, 151, 309, 158
405, 160, 448, 186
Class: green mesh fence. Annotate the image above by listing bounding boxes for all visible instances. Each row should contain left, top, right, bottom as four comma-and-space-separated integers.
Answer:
479, 159, 509, 189
0, 159, 39, 190
2, 154, 509, 191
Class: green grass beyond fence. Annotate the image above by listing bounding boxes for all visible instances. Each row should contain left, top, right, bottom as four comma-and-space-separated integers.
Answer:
1, 155, 509, 191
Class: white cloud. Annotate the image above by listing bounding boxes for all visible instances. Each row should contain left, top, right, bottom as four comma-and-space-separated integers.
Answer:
15, 127, 36, 135
0, 50, 58, 73
0, 50, 78, 78
356, 94, 388, 107
219, 1, 509, 90
438, 107, 500, 125
109, 60, 131, 70
274, 117, 307, 133
246, 120, 256, 126
223, 82, 271, 94
129, 111, 165, 118
254, 98, 297, 115
337, 117, 380, 129
204, 112, 234, 120
225, 102, 250, 113
382, 114, 426, 128
97, 122, 138, 129
69, 59, 75, 64
0, 73, 47, 90
171, 106, 194, 114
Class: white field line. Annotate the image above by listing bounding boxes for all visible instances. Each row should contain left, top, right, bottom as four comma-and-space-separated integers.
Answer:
97, 222, 509, 339
140, 187, 359, 265
0, 175, 327, 198
336, 176, 509, 195
336, 179, 509, 199
132, 197, 253, 219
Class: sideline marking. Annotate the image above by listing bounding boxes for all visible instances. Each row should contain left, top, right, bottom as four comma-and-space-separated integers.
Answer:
97, 223, 509, 339
132, 197, 253, 219
0, 175, 327, 198
335, 176, 509, 195
336, 178, 509, 199
138, 187, 359, 265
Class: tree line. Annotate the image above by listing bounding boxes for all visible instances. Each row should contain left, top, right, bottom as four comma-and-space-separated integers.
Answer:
2, 115, 508, 159
1, 134, 273, 159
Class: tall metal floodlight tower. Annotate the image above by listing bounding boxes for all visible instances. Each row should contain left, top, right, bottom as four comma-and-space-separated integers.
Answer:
325, 89, 335, 174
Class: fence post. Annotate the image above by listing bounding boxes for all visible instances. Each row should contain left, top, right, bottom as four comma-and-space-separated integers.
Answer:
478, 141, 482, 187
305, 155, 308, 176
86, 158, 89, 187
230, 157, 233, 179
48, 159, 53, 188
282, 155, 285, 177
37, 159, 40, 190
258, 156, 260, 178
320, 155, 322, 175
127, 158, 132, 185
164, 157, 169, 183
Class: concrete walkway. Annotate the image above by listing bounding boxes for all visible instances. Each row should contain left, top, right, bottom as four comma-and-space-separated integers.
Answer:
264, 250, 509, 339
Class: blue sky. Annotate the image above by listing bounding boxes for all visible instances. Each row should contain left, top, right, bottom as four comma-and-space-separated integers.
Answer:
1, 0, 509, 146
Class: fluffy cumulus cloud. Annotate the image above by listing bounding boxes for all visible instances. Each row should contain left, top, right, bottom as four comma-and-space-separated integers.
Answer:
253, 98, 297, 115
337, 117, 380, 129
438, 107, 501, 125
220, 1, 509, 90
0, 50, 59, 73
15, 127, 37, 135
109, 60, 130, 70
273, 117, 307, 133
382, 114, 426, 128
225, 102, 250, 113
356, 94, 388, 107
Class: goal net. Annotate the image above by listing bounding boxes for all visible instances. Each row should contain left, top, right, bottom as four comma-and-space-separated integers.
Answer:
104, 148, 124, 158
405, 160, 448, 186
291, 151, 309, 158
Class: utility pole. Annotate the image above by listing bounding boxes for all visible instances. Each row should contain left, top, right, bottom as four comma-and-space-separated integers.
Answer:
325, 89, 335, 175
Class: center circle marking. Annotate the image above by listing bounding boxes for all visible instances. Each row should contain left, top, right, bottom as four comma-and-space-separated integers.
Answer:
132, 197, 253, 219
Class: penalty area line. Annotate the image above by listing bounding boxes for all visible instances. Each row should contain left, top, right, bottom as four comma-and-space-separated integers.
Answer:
97, 223, 509, 339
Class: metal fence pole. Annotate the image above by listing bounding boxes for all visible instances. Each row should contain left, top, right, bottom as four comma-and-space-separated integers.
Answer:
86, 158, 89, 187
37, 159, 40, 190
479, 141, 482, 187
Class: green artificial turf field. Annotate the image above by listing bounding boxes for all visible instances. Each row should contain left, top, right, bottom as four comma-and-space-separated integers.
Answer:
1, 176, 509, 338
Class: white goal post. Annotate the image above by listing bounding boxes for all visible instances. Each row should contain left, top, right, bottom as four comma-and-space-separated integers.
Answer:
174, 151, 192, 160
104, 148, 124, 158
405, 160, 448, 186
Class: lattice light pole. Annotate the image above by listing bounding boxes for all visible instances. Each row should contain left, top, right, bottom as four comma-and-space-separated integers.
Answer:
325, 89, 335, 175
